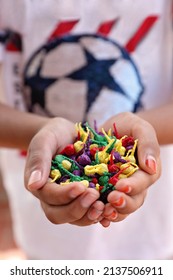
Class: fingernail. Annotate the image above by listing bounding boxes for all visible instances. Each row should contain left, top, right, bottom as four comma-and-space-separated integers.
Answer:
116, 185, 131, 193
94, 216, 104, 223
88, 208, 103, 221
106, 211, 118, 221
81, 193, 98, 208
112, 197, 126, 208
104, 206, 115, 217
146, 155, 157, 174
28, 170, 41, 189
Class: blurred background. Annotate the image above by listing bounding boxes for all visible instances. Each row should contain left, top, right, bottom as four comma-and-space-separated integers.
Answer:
0, 66, 26, 260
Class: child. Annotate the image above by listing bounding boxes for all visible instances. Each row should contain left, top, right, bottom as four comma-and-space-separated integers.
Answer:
0, 0, 172, 259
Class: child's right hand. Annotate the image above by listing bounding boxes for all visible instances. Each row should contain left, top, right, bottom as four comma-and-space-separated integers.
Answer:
24, 117, 104, 226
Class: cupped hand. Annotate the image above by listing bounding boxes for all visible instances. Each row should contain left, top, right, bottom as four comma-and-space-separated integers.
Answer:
24, 113, 161, 228
24, 117, 104, 226
98, 112, 161, 227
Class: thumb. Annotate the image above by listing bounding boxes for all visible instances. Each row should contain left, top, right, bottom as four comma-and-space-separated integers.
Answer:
134, 121, 161, 176
24, 130, 56, 191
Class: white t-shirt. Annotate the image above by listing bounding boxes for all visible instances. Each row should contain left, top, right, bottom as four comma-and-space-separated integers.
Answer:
0, 0, 173, 259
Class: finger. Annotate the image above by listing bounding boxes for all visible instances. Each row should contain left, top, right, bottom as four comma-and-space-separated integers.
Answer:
24, 129, 58, 191
101, 112, 161, 175
133, 122, 161, 175
103, 203, 118, 220
24, 118, 76, 191
99, 212, 128, 227
31, 182, 87, 205
107, 189, 147, 215
87, 200, 105, 221
98, 203, 118, 227
115, 169, 159, 196
41, 188, 99, 224
71, 200, 105, 226
99, 219, 111, 228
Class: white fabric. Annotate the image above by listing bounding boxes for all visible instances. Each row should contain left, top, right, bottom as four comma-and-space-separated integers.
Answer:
0, 0, 173, 259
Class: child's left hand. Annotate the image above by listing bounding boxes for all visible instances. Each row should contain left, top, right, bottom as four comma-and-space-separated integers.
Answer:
98, 112, 161, 227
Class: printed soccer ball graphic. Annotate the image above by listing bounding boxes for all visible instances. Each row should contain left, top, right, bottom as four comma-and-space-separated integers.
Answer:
24, 34, 144, 125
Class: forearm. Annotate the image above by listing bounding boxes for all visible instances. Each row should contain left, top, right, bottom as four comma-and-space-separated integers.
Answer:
137, 101, 173, 145
1, 100, 173, 150
0, 102, 48, 149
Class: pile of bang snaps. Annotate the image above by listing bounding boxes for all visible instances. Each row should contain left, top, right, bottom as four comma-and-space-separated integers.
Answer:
50, 122, 139, 203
